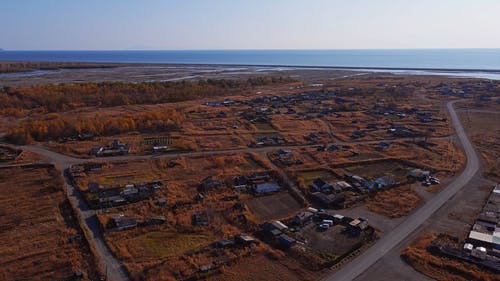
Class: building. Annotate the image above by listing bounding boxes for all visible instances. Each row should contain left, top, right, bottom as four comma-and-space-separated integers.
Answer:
278, 234, 296, 248
467, 185, 500, 250
312, 178, 333, 192
253, 182, 282, 194
409, 169, 431, 180
107, 215, 137, 231
293, 211, 314, 225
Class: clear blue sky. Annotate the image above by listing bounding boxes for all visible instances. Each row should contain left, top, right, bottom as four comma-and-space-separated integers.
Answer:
2, 0, 499, 50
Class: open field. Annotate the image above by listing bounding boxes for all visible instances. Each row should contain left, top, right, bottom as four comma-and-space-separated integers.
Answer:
121, 231, 215, 261
208, 254, 317, 281
296, 169, 340, 187
365, 185, 422, 218
459, 109, 500, 181
0, 165, 98, 280
344, 160, 413, 182
402, 233, 498, 281
246, 192, 303, 222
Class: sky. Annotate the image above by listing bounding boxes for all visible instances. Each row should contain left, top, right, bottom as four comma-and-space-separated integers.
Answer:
1, 0, 500, 50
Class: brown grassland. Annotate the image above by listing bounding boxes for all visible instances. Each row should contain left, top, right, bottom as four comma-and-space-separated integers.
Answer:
402, 234, 498, 281
0, 165, 99, 280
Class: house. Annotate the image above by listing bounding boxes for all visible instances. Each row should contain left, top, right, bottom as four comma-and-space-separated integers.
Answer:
153, 145, 169, 153
311, 192, 336, 206
375, 176, 396, 189
348, 217, 368, 235
253, 182, 282, 194
143, 216, 166, 226
351, 131, 365, 139
334, 181, 352, 192
157, 198, 167, 206
261, 222, 283, 237
198, 176, 222, 192
312, 178, 333, 192
293, 211, 314, 225
235, 234, 257, 246
271, 221, 289, 232
278, 234, 296, 248
214, 239, 235, 248
88, 182, 101, 193
99, 195, 127, 206
378, 141, 390, 150
276, 149, 293, 158
409, 169, 430, 180
110, 140, 129, 154
122, 185, 139, 196
327, 144, 340, 152
91, 140, 130, 157
193, 212, 209, 226
199, 264, 215, 273
107, 215, 137, 231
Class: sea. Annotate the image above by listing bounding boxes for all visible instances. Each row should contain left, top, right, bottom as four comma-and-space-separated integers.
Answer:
1, 49, 500, 79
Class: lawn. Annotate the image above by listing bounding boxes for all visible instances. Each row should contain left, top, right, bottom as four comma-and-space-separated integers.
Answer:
127, 231, 214, 261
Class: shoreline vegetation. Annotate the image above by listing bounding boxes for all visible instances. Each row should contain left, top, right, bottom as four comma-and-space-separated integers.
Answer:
2, 60, 500, 75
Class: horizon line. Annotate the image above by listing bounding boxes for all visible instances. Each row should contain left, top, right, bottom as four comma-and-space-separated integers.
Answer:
2, 47, 500, 52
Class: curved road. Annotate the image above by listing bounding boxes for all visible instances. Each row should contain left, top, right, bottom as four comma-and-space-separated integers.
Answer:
322, 100, 479, 281
1, 100, 471, 281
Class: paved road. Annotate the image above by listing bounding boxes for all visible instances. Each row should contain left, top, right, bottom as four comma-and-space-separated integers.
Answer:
4, 104, 458, 281
322, 100, 480, 281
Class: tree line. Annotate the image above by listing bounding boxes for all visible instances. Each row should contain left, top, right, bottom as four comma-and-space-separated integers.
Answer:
0, 77, 294, 112
5, 109, 184, 144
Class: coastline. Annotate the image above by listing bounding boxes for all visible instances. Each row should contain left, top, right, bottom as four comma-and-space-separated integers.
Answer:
2, 60, 500, 73
2, 61, 500, 86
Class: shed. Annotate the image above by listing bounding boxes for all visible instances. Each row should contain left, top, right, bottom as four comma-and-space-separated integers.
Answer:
278, 234, 296, 248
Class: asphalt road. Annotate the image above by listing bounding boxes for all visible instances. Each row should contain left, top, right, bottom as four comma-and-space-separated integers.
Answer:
322, 100, 480, 281
2, 100, 465, 281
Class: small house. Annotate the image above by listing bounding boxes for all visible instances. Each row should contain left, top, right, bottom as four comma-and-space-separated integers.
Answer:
107, 215, 137, 231
312, 178, 333, 192
253, 182, 282, 194
293, 211, 314, 225
409, 169, 430, 180
271, 221, 289, 232
193, 212, 209, 226
278, 234, 296, 248
235, 234, 257, 246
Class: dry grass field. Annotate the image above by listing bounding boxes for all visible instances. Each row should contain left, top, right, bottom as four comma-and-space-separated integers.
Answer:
459, 110, 500, 181
365, 185, 422, 218
402, 234, 499, 281
0, 165, 99, 280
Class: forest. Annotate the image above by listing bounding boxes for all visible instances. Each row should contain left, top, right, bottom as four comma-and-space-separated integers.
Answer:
0, 77, 294, 112
1, 77, 294, 144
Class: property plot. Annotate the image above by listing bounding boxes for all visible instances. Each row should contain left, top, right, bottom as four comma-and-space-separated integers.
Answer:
296, 169, 340, 187
365, 185, 422, 218
253, 122, 277, 132
0, 165, 98, 281
208, 254, 316, 281
343, 160, 413, 182
238, 155, 263, 172
125, 231, 215, 261
246, 192, 302, 222
298, 223, 366, 257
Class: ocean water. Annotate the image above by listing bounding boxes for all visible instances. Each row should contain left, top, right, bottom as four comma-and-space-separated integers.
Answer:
1, 49, 500, 70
